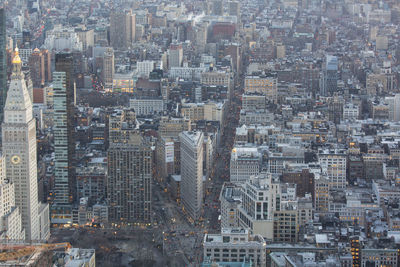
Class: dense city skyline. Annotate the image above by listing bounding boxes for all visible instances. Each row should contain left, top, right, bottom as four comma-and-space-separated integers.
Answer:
0, 0, 400, 266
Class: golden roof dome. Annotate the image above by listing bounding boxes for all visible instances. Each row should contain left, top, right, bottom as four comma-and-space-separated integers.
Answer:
12, 46, 22, 64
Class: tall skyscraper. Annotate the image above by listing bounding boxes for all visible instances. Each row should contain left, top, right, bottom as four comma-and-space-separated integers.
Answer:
51, 71, 74, 224
110, 10, 136, 49
52, 53, 76, 215
50, 53, 76, 225
0, 8, 6, 124
2, 48, 50, 240
180, 131, 204, 220
108, 132, 152, 222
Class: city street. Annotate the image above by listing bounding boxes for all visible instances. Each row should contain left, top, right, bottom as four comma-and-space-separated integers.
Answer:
151, 82, 243, 266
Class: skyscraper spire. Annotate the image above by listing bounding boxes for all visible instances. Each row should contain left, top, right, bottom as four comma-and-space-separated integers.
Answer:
12, 46, 21, 64
11, 46, 22, 79
4, 46, 32, 123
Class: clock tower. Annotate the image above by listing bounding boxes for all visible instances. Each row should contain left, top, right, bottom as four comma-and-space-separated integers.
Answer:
1, 47, 49, 241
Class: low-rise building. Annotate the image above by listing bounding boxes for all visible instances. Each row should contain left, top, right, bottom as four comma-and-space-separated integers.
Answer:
242, 94, 266, 111
244, 74, 278, 103
343, 103, 359, 120
361, 248, 398, 267
130, 97, 164, 116
203, 228, 267, 267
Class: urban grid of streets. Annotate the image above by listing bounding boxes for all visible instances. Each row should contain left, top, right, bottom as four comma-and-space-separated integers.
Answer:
5, 0, 400, 265
38, 0, 243, 264
50, 81, 242, 267
13, 0, 245, 265
37, 0, 238, 264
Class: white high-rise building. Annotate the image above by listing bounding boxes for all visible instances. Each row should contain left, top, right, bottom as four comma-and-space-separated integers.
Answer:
180, 131, 204, 220
2, 48, 49, 241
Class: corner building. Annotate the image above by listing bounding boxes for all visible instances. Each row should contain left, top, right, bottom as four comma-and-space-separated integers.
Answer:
180, 131, 204, 220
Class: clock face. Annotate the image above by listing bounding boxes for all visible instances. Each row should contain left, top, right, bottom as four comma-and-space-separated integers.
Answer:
11, 155, 21, 165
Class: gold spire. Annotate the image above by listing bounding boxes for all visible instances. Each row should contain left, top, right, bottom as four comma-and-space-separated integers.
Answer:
12, 46, 22, 64
11, 46, 23, 78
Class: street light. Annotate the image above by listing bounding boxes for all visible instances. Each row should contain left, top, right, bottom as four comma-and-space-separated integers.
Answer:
162, 231, 165, 256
